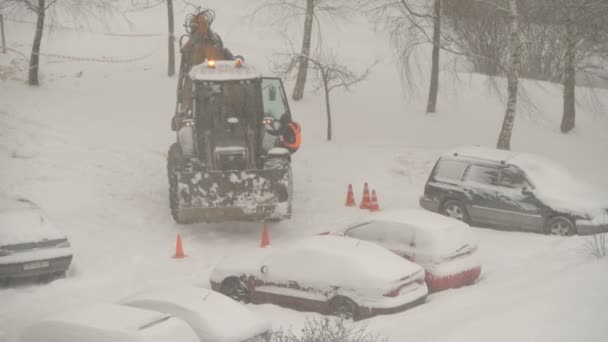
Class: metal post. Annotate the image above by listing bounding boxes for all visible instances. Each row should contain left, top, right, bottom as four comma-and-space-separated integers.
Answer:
0, 14, 6, 54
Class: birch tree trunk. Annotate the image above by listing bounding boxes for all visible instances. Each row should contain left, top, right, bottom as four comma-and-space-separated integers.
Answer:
167, 0, 176, 76
496, 0, 520, 150
561, 5, 576, 133
323, 72, 332, 141
426, 0, 441, 114
28, 0, 46, 86
292, 0, 314, 101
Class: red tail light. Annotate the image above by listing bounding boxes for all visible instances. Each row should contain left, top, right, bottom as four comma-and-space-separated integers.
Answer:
317, 231, 330, 236
424, 183, 430, 195
383, 288, 400, 297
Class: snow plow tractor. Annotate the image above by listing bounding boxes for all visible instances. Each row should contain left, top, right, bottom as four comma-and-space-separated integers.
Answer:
167, 9, 301, 224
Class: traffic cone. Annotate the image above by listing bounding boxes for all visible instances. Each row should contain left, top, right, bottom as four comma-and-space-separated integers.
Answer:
369, 190, 381, 212
360, 182, 371, 209
173, 234, 186, 259
260, 224, 271, 248
345, 184, 356, 207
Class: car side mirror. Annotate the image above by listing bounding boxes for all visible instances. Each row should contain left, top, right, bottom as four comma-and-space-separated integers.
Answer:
260, 265, 268, 274
522, 186, 533, 196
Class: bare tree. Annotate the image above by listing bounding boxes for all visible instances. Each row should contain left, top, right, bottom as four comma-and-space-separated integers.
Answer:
0, 13, 6, 54
0, 0, 119, 85
166, 0, 174, 76
276, 50, 375, 141
272, 317, 387, 342
129, 0, 175, 76
363, 0, 448, 114
496, 0, 521, 150
251, 0, 352, 101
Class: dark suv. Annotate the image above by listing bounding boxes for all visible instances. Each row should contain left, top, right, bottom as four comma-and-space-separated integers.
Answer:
419, 146, 608, 236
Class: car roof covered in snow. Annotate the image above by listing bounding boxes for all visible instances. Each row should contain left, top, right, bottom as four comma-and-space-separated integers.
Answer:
285, 235, 422, 280
121, 286, 270, 342
336, 209, 476, 257
0, 197, 65, 247
19, 303, 200, 342
442, 145, 519, 164
189, 60, 261, 81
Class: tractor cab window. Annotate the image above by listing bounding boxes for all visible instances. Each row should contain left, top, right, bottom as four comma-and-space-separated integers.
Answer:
262, 78, 290, 122
195, 80, 257, 128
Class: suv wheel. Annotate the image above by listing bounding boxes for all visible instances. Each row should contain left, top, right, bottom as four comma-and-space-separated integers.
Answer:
546, 216, 576, 236
442, 200, 468, 222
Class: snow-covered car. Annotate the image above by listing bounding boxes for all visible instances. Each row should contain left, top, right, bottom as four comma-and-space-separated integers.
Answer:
0, 197, 73, 283
19, 303, 200, 342
210, 235, 428, 320
121, 286, 272, 342
420, 146, 608, 236
321, 209, 481, 292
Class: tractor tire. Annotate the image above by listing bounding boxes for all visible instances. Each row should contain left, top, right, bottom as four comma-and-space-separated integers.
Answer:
167, 143, 187, 224
264, 158, 293, 217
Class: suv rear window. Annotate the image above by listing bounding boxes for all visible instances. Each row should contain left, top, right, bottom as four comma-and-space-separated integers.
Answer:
433, 159, 469, 181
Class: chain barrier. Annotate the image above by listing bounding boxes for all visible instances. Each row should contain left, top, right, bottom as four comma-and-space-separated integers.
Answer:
4, 17, 163, 38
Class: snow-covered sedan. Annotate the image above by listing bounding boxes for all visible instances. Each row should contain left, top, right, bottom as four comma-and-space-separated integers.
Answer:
121, 286, 272, 342
0, 197, 73, 284
322, 209, 481, 292
210, 235, 428, 320
420, 146, 608, 236
19, 303, 200, 342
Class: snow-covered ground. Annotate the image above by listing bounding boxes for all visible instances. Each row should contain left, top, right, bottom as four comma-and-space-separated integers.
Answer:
1, 1, 608, 341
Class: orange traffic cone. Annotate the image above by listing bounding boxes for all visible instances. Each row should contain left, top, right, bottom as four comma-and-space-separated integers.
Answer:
369, 190, 380, 212
260, 224, 271, 248
345, 184, 356, 207
173, 234, 186, 259
360, 182, 371, 209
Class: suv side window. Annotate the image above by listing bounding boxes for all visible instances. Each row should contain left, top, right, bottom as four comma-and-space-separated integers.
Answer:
465, 164, 498, 185
433, 159, 469, 182
499, 166, 527, 189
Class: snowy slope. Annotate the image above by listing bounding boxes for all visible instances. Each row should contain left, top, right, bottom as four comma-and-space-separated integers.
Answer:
1, 1, 608, 341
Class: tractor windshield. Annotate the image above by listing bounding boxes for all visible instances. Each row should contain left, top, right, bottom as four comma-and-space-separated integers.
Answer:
195, 80, 258, 128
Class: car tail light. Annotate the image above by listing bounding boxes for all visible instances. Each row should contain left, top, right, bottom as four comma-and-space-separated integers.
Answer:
383, 288, 400, 297
317, 231, 330, 236
424, 183, 430, 195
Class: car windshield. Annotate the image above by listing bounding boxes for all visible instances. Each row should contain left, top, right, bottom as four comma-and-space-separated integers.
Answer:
195, 80, 258, 125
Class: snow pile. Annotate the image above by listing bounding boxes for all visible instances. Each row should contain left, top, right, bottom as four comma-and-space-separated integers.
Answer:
121, 286, 271, 342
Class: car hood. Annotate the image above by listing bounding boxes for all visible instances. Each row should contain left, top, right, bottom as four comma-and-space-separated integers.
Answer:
122, 287, 271, 342
0, 210, 65, 247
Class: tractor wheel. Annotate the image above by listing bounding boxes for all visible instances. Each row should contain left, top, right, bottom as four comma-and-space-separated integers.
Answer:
167, 143, 186, 224
265, 158, 293, 217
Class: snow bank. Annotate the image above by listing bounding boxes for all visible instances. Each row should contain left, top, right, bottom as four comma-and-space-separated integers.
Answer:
121, 286, 271, 342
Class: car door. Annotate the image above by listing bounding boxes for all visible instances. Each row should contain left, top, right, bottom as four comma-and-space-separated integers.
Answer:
255, 250, 327, 307
494, 165, 544, 231
461, 163, 500, 225
344, 221, 417, 261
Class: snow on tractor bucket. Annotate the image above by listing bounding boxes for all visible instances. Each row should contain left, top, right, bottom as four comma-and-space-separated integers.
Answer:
174, 167, 292, 223
168, 53, 300, 224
